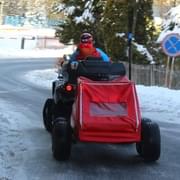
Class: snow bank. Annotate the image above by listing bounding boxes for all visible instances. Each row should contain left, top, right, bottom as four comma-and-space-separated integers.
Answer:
0, 45, 74, 59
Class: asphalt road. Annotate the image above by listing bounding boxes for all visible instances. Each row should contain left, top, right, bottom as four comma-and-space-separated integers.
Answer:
0, 58, 180, 180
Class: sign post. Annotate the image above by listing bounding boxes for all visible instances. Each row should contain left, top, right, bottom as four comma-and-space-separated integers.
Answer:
169, 57, 175, 89
161, 33, 180, 88
164, 56, 170, 87
128, 32, 132, 80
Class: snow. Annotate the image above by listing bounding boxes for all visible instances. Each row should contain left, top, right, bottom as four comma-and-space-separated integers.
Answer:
0, 99, 30, 178
0, 25, 75, 57
56, 3, 76, 15
0, 46, 74, 58
59, 0, 95, 24
116, 33, 126, 38
0, 25, 56, 38
74, 8, 95, 24
1, 65, 180, 178
133, 42, 154, 63
24, 69, 58, 89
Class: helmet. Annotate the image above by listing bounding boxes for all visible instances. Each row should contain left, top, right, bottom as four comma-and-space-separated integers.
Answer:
80, 33, 93, 43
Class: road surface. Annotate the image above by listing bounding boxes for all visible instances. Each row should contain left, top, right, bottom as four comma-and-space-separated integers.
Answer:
0, 58, 179, 180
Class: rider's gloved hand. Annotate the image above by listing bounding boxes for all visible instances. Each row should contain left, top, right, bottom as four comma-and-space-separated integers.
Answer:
70, 61, 78, 69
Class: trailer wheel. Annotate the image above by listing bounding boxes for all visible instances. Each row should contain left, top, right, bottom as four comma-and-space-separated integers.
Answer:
136, 118, 152, 156
137, 118, 161, 161
52, 117, 72, 161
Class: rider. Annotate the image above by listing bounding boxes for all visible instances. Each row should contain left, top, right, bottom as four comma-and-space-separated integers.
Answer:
56, 33, 110, 74
70, 32, 110, 62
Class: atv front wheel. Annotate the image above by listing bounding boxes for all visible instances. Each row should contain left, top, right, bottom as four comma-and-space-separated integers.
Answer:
52, 117, 72, 161
43, 98, 54, 132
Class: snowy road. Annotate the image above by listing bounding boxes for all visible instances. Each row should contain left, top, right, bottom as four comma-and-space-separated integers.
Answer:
0, 59, 180, 180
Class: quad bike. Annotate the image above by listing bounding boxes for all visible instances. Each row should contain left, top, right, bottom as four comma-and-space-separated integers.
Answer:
43, 57, 161, 162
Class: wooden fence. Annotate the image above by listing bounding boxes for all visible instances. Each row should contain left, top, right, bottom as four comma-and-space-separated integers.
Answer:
122, 62, 180, 90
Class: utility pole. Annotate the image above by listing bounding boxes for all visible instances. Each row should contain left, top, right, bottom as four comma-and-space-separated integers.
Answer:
128, 0, 139, 80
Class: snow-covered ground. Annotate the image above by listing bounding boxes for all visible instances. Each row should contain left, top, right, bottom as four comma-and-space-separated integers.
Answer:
0, 46, 74, 58
0, 25, 75, 56
1, 63, 180, 179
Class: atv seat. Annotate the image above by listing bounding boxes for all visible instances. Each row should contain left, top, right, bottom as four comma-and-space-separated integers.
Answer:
78, 60, 126, 75
67, 60, 126, 83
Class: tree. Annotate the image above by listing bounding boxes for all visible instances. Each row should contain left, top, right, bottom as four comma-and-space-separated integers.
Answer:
153, 0, 180, 17
129, 0, 156, 64
102, 0, 128, 61
55, 0, 156, 64
55, 0, 107, 48
3, 0, 22, 15
135, 0, 155, 45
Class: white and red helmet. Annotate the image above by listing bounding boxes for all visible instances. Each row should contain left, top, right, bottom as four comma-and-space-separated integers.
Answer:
80, 33, 93, 43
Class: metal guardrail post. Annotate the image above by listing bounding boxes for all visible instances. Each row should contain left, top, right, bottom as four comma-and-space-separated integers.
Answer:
21, 37, 25, 49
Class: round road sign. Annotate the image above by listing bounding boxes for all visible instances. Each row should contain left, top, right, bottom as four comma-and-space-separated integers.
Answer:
161, 33, 180, 57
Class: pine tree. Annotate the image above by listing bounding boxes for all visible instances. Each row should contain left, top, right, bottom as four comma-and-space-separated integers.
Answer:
102, 0, 128, 61
130, 0, 156, 64
55, 0, 106, 48
135, 0, 155, 45
24, 0, 48, 27
56, 0, 156, 64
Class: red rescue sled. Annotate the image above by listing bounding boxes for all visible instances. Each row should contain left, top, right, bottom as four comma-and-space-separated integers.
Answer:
71, 76, 141, 143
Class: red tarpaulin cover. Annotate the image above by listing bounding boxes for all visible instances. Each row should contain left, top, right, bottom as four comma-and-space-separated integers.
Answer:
71, 76, 141, 143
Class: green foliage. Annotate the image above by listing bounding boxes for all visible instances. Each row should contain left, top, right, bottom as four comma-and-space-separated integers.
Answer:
56, 0, 157, 64
56, 0, 106, 49
102, 0, 128, 61
135, 0, 155, 45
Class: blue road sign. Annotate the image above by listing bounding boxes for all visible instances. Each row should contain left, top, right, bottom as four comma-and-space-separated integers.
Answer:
161, 33, 180, 57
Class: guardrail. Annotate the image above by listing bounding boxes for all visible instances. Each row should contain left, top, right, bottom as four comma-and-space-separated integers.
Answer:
0, 36, 64, 49
122, 61, 180, 89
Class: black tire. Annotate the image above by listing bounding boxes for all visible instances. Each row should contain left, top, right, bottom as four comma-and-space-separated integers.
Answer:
52, 118, 72, 161
52, 81, 55, 96
43, 98, 54, 132
137, 118, 161, 162
53, 101, 73, 120
136, 118, 152, 156
136, 143, 142, 156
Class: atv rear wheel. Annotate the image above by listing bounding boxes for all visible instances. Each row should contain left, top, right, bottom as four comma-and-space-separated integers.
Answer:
52, 117, 72, 161
43, 98, 54, 132
136, 118, 161, 162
